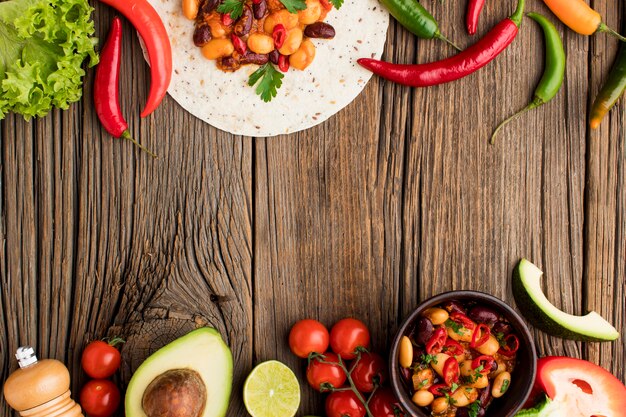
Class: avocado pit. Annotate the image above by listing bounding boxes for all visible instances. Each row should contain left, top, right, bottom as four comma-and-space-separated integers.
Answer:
142, 369, 207, 417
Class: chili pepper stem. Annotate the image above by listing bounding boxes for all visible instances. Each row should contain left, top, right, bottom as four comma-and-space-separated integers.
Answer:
490, 100, 540, 145
598, 23, 626, 43
436, 33, 462, 52
121, 131, 158, 158
510, 0, 525, 27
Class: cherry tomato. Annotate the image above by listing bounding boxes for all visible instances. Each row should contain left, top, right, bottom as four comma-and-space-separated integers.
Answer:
369, 388, 405, 417
307, 352, 347, 391
81, 339, 122, 379
351, 352, 387, 393
289, 319, 330, 358
329, 318, 370, 360
442, 357, 460, 385
325, 390, 366, 417
79, 380, 120, 417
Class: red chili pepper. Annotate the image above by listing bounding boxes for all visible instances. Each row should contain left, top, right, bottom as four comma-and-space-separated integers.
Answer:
425, 328, 447, 354
95, 18, 157, 158
442, 339, 464, 356
442, 357, 460, 386
278, 54, 290, 72
449, 312, 476, 330
222, 13, 233, 26
252, 0, 262, 3
466, 0, 487, 35
471, 355, 495, 374
319, 0, 333, 11
498, 334, 520, 356
428, 384, 449, 397
273, 24, 287, 49
98, 0, 172, 118
470, 323, 491, 348
231, 34, 247, 54
357, 0, 525, 87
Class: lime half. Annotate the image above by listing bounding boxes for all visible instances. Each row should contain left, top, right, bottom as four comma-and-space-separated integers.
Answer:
243, 360, 301, 417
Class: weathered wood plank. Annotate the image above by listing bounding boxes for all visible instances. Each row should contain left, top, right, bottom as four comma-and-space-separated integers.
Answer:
253, 23, 409, 415
585, 0, 625, 382
401, 0, 587, 360
1, 5, 254, 417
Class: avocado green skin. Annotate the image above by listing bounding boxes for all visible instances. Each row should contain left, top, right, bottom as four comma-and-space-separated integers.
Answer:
512, 261, 616, 342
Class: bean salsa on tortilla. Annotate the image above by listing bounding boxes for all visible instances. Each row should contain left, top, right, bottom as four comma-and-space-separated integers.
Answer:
183, 0, 341, 101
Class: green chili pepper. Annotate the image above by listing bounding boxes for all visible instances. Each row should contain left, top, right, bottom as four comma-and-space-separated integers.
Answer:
378, 0, 460, 51
590, 44, 626, 129
490, 12, 566, 144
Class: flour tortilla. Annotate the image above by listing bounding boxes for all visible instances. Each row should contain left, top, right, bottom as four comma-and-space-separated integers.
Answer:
147, 0, 389, 137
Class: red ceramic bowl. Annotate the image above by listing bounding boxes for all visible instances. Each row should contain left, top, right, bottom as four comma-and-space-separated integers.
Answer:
389, 291, 537, 417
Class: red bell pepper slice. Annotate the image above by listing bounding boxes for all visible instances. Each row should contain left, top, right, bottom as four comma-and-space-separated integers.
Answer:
442, 338, 464, 357
272, 24, 287, 49
527, 356, 626, 416
442, 357, 460, 386
470, 323, 491, 348
498, 334, 519, 356
449, 312, 476, 330
425, 328, 447, 354
428, 384, 449, 397
471, 355, 495, 375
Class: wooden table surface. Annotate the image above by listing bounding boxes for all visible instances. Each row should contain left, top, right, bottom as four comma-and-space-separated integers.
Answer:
1, 0, 624, 415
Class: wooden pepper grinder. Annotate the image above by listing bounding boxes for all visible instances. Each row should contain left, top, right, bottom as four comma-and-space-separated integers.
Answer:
3, 346, 83, 417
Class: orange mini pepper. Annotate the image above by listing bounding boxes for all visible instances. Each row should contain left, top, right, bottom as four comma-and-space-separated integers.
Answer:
543, 0, 626, 41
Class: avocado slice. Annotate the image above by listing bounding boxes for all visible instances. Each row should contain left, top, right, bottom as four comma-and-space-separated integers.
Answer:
512, 258, 619, 342
125, 327, 233, 417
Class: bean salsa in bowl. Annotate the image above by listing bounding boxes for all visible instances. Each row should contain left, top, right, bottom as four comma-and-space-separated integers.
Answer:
390, 291, 536, 417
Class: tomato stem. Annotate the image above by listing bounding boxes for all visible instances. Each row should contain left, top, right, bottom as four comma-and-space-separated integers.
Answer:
336, 353, 375, 417
104, 336, 126, 347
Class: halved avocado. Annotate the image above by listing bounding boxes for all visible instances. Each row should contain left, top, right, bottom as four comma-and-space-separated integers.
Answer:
125, 327, 233, 417
512, 258, 619, 342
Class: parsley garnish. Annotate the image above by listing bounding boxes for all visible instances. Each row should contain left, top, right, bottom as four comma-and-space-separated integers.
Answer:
416, 378, 429, 390
501, 379, 510, 393
329, 0, 344, 8
217, 0, 245, 19
279, 0, 306, 13
494, 332, 505, 344
445, 319, 464, 335
468, 402, 480, 417
450, 382, 460, 392
420, 354, 438, 365
248, 63, 284, 102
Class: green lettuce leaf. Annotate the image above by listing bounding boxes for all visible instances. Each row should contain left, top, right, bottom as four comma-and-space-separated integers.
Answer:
0, 0, 98, 120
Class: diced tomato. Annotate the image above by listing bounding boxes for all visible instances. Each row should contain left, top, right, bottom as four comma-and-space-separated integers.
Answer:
442, 357, 460, 386
442, 338, 464, 357
449, 312, 476, 330
471, 355, 495, 375
470, 324, 491, 348
425, 328, 448, 354
498, 334, 519, 356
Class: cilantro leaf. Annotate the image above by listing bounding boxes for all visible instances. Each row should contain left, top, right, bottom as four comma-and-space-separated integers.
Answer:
445, 319, 464, 335
279, 0, 306, 13
330, 0, 344, 8
217, 0, 245, 19
248, 63, 284, 102
420, 354, 438, 365
468, 402, 480, 417
501, 378, 510, 394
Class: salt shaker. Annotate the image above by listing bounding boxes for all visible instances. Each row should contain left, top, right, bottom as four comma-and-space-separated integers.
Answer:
3, 347, 83, 417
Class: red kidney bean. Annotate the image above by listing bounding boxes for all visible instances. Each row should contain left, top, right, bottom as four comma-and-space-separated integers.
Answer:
414, 317, 434, 345
253, 0, 267, 20
269, 50, 280, 64
469, 306, 499, 325
193, 24, 211, 47
234, 5, 253, 36
241, 52, 269, 65
200, 0, 220, 15
304, 22, 336, 39
492, 321, 512, 336
479, 382, 492, 407
219, 56, 241, 71
444, 300, 466, 315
